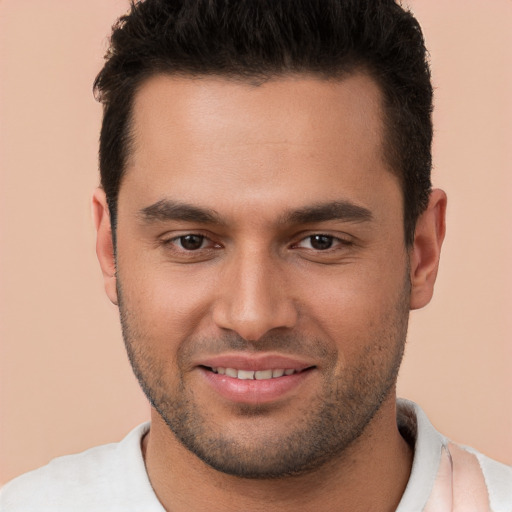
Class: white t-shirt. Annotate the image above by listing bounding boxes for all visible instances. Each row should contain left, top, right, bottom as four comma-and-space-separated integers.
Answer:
1, 399, 511, 511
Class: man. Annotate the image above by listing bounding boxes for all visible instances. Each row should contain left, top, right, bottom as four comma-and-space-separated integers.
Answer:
1, 0, 511, 510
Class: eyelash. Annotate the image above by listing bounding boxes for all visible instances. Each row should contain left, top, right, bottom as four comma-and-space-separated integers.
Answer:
162, 234, 221, 252
161, 233, 352, 254
293, 233, 352, 251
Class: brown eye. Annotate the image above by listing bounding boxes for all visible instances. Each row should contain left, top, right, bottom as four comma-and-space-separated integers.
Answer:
309, 235, 334, 250
178, 234, 205, 250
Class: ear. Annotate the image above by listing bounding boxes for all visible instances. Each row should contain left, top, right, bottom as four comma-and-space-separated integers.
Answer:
92, 188, 118, 306
409, 188, 447, 310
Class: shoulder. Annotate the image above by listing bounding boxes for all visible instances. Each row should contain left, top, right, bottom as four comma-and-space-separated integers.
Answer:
396, 399, 512, 512
1, 443, 121, 510
0, 423, 160, 512
454, 444, 512, 511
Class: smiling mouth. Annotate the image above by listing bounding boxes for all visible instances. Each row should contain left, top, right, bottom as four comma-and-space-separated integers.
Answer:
202, 366, 314, 380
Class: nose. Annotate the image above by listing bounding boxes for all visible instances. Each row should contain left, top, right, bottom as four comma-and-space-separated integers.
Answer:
212, 247, 299, 341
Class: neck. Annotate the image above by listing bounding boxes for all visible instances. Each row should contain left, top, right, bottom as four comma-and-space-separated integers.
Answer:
143, 394, 413, 512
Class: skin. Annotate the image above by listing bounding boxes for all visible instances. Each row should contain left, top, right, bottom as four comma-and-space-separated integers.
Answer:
93, 72, 446, 511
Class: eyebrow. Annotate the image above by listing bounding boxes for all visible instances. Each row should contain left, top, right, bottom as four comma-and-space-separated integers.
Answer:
138, 199, 222, 224
280, 200, 373, 225
138, 198, 373, 226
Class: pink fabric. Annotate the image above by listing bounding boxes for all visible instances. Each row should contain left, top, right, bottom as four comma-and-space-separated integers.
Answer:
424, 443, 491, 512
423, 447, 453, 512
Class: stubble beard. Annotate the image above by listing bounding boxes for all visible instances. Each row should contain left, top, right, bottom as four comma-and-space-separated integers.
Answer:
117, 278, 410, 480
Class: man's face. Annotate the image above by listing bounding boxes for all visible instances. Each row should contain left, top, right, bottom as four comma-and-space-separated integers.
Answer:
114, 73, 411, 478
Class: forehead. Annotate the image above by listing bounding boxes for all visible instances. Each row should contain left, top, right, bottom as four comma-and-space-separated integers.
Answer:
122, 73, 399, 222
129, 72, 386, 162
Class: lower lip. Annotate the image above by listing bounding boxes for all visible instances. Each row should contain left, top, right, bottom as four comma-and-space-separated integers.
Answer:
200, 368, 313, 404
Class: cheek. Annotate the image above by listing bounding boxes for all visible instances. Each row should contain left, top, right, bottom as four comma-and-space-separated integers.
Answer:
117, 253, 218, 345
117, 267, 215, 392
302, 253, 409, 352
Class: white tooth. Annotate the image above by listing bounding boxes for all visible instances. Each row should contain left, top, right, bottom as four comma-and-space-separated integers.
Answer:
237, 370, 255, 380
272, 369, 285, 378
284, 369, 295, 376
255, 369, 273, 380
217, 367, 226, 375
225, 368, 238, 378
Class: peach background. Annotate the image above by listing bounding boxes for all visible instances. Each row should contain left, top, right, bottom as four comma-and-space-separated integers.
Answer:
1, 0, 511, 485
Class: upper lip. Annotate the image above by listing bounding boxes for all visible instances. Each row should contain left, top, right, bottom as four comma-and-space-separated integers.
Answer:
196, 353, 316, 372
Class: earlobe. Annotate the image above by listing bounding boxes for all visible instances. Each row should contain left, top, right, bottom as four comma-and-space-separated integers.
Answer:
92, 188, 118, 306
409, 189, 447, 310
